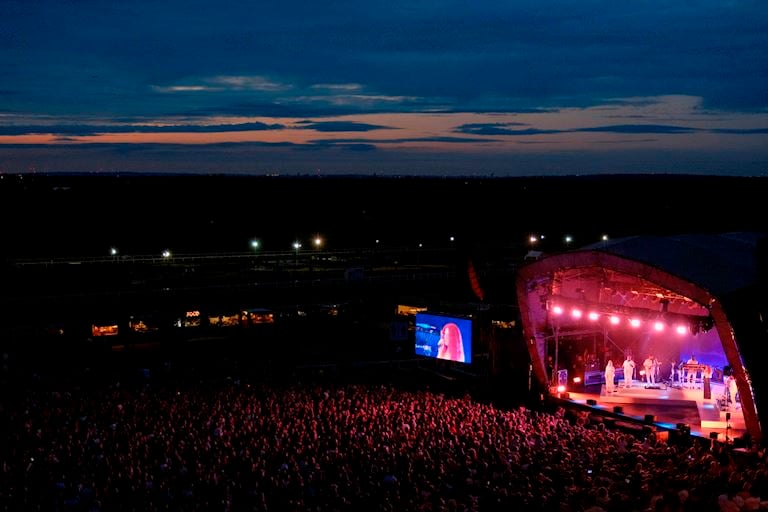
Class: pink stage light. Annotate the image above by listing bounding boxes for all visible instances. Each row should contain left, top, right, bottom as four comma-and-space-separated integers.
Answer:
609, 315, 621, 325
653, 321, 665, 332
571, 308, 583, 319
629, 318, 642, 328
588, 311, 600, 321
675, 324, 688, 335
557, 384, 566, 393
552, 305, 564, 315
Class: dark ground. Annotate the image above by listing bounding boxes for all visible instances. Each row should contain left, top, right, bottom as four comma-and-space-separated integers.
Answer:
2, 173, 768, 259
1, 173, 767, 402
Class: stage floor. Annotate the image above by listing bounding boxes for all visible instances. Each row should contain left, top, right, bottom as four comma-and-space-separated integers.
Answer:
562, 379, 746, 443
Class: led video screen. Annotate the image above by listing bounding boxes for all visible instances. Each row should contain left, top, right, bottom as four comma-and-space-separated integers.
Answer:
414, 312, 472, 364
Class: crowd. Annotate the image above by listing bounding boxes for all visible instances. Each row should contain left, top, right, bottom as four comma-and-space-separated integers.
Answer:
2, 369, 768, 512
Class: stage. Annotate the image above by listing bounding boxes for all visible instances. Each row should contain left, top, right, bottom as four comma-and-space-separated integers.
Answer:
560, 378, 746, 443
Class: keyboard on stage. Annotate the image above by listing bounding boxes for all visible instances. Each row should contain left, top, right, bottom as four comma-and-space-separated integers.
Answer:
682, 363, 708, 373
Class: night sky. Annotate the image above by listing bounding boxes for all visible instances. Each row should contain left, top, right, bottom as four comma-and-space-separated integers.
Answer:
1, 1, 767, 176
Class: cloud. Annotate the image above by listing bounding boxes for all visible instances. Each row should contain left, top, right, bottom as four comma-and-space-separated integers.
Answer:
3, 1, 767, 121
309, 136, 499, 145
710, 128, 768, 135
455, 122, 703, 136
294, 121, 395, 132
0, 122, 286, 136
455, 123, 560, 136
574, 125, 698, 134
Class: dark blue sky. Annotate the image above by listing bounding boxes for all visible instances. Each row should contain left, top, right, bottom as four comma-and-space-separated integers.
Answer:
1, 1, 767, 176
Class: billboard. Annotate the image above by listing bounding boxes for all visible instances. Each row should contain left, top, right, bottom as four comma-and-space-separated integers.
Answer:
414, 312, 472, 364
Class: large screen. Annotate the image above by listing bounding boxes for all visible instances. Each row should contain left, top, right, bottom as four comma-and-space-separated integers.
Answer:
414, 312, 472, 364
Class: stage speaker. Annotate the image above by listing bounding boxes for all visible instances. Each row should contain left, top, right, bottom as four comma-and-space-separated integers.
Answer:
586, 399, 597, 406
644, 414, 656, 424
677, 423, 691, 435
709, 432, 720, 440
726, 412, 731, 421
613, 406, 624, 414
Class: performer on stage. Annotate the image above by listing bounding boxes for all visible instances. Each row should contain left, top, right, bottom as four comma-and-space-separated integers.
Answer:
727, 374, 739, 409
685, 354, 698, 388
703, 364, 713, 399
622, 355, 635, 389
605, 359, 616, 393
643, 354, 656, 385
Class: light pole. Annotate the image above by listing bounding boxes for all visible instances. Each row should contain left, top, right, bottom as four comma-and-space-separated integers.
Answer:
293, 241, 301, 268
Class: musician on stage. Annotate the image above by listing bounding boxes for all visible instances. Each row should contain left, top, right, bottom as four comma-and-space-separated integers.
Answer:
605, 359, 616, 393
622, 355, 636, 389
676, 360, 684, 384
685, 354, 698, 388
643, 355, 657, 385
727, 374, 739, 409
